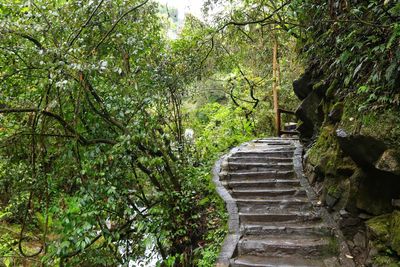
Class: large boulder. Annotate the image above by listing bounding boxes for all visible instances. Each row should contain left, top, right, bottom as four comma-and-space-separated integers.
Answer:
367, 211, 400, 257
354, 169, 400, 215
293, 71, 313, 100
295, 91, 324, 139
336, 129, 387, 168
335, 129, 400, 215
375, 149, 400, 175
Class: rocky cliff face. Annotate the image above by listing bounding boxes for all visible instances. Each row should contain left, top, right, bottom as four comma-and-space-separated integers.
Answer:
294, 70, 400, 266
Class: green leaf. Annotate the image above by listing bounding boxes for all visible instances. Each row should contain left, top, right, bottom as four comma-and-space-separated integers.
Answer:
3, 258, 11, 267
61, 240, 70, 249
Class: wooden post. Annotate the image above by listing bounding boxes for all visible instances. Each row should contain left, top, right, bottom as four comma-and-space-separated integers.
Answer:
272, 34, 279, 136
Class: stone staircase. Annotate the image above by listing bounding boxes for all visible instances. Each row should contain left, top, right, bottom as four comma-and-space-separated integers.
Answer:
214, 138, 354, 267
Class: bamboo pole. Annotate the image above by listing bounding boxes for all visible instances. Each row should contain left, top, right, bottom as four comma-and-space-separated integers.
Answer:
272, 34, 280, 136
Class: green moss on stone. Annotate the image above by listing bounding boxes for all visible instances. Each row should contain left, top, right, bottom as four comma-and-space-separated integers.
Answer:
325, 79, 339, 100
320, 236, 339, 256
308, 125, 354, 176
373, 255, 400, 267
332, 101, 342, 109
327, 185, 341, 196
340, 97, 400, 151
390, 211, 400, 255
312, 80, 328, 97
367, 212, 400, 261
367, 214, 391, 242
308, 125, 338, 170
307, 125, 357, 210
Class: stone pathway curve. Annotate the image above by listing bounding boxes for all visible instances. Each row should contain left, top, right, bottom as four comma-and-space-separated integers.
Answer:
214, 138, 355, 267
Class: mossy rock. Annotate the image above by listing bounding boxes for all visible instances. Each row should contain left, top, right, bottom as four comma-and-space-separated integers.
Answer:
306, 125, 358, 210
372, 255, 400, 267
307, 125, 356, 177
367, 211, 400, 258
345, 168, 364, 213
367, 214, 391, 243
312, 80, 329, 97
340, 97, 400, 151
390, 210, 400, 255
295, 91, 324, 139
375, 149, 400, 175
307, 125, 337, 167
328, 101, 344, 123
354, 168, 400, 215
325, 79, 339, 100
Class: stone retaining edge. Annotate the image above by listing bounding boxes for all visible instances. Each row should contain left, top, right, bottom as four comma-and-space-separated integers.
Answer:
213, 142, 252, 267
293, 140, 355, 267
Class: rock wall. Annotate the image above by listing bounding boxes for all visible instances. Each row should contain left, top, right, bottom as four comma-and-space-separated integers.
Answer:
294, 71, 400, 266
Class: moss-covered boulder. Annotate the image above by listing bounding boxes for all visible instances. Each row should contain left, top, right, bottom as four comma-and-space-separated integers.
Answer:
366, 211, 400, 264
305, 126, 359, 211
336, 129, 387, 169
375, 149, 400, 175
367, 214, 391, 244
307, 126, 357, 176
339, 99, 400, 153
308, 126, 341, 174
328, 101, 344, 123
335, 109, 400, 215
390, 211, 400, 255
293, 72, 400, 265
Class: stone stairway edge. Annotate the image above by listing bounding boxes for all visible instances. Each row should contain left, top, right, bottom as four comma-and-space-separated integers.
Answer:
213, 142, 252, 267
213, 138, 356, 267
292, 141, 355, 267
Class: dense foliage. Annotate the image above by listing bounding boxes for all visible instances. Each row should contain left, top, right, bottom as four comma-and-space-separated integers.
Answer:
293, 0, 400, 109
0, 0, 303, 266
0, 1, 229, 266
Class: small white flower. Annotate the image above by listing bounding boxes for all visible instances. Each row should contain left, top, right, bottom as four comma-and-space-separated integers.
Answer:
100, 60, 108, 71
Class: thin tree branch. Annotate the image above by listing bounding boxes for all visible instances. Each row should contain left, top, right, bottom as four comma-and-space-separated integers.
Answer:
92, 0, 149, 52
0, 108, 117, 146
4, 30, 45, 50
68, 0, 105, 47
217, 0, 291, 32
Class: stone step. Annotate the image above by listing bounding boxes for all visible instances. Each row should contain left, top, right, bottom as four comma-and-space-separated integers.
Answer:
238, 235, 331, 258
227, 171, 295, 181
231, 188, 307, 199
254, 142, 294, 146
234, 151, 294, 158
248, 145, 296, 151
230, 255, 329, 267
227, 179, 301, 189
228, 162, 293, 172
228, 156, 293, 164
236, 198, 311, 212
254, 139, 296, 144
239, 211, 320, 223
239, 146, 296, 151
241, 221, 331, 236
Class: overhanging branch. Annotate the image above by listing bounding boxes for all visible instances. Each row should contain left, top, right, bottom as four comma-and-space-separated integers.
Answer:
0, 108, 116, 146
217, 1, 291, 32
